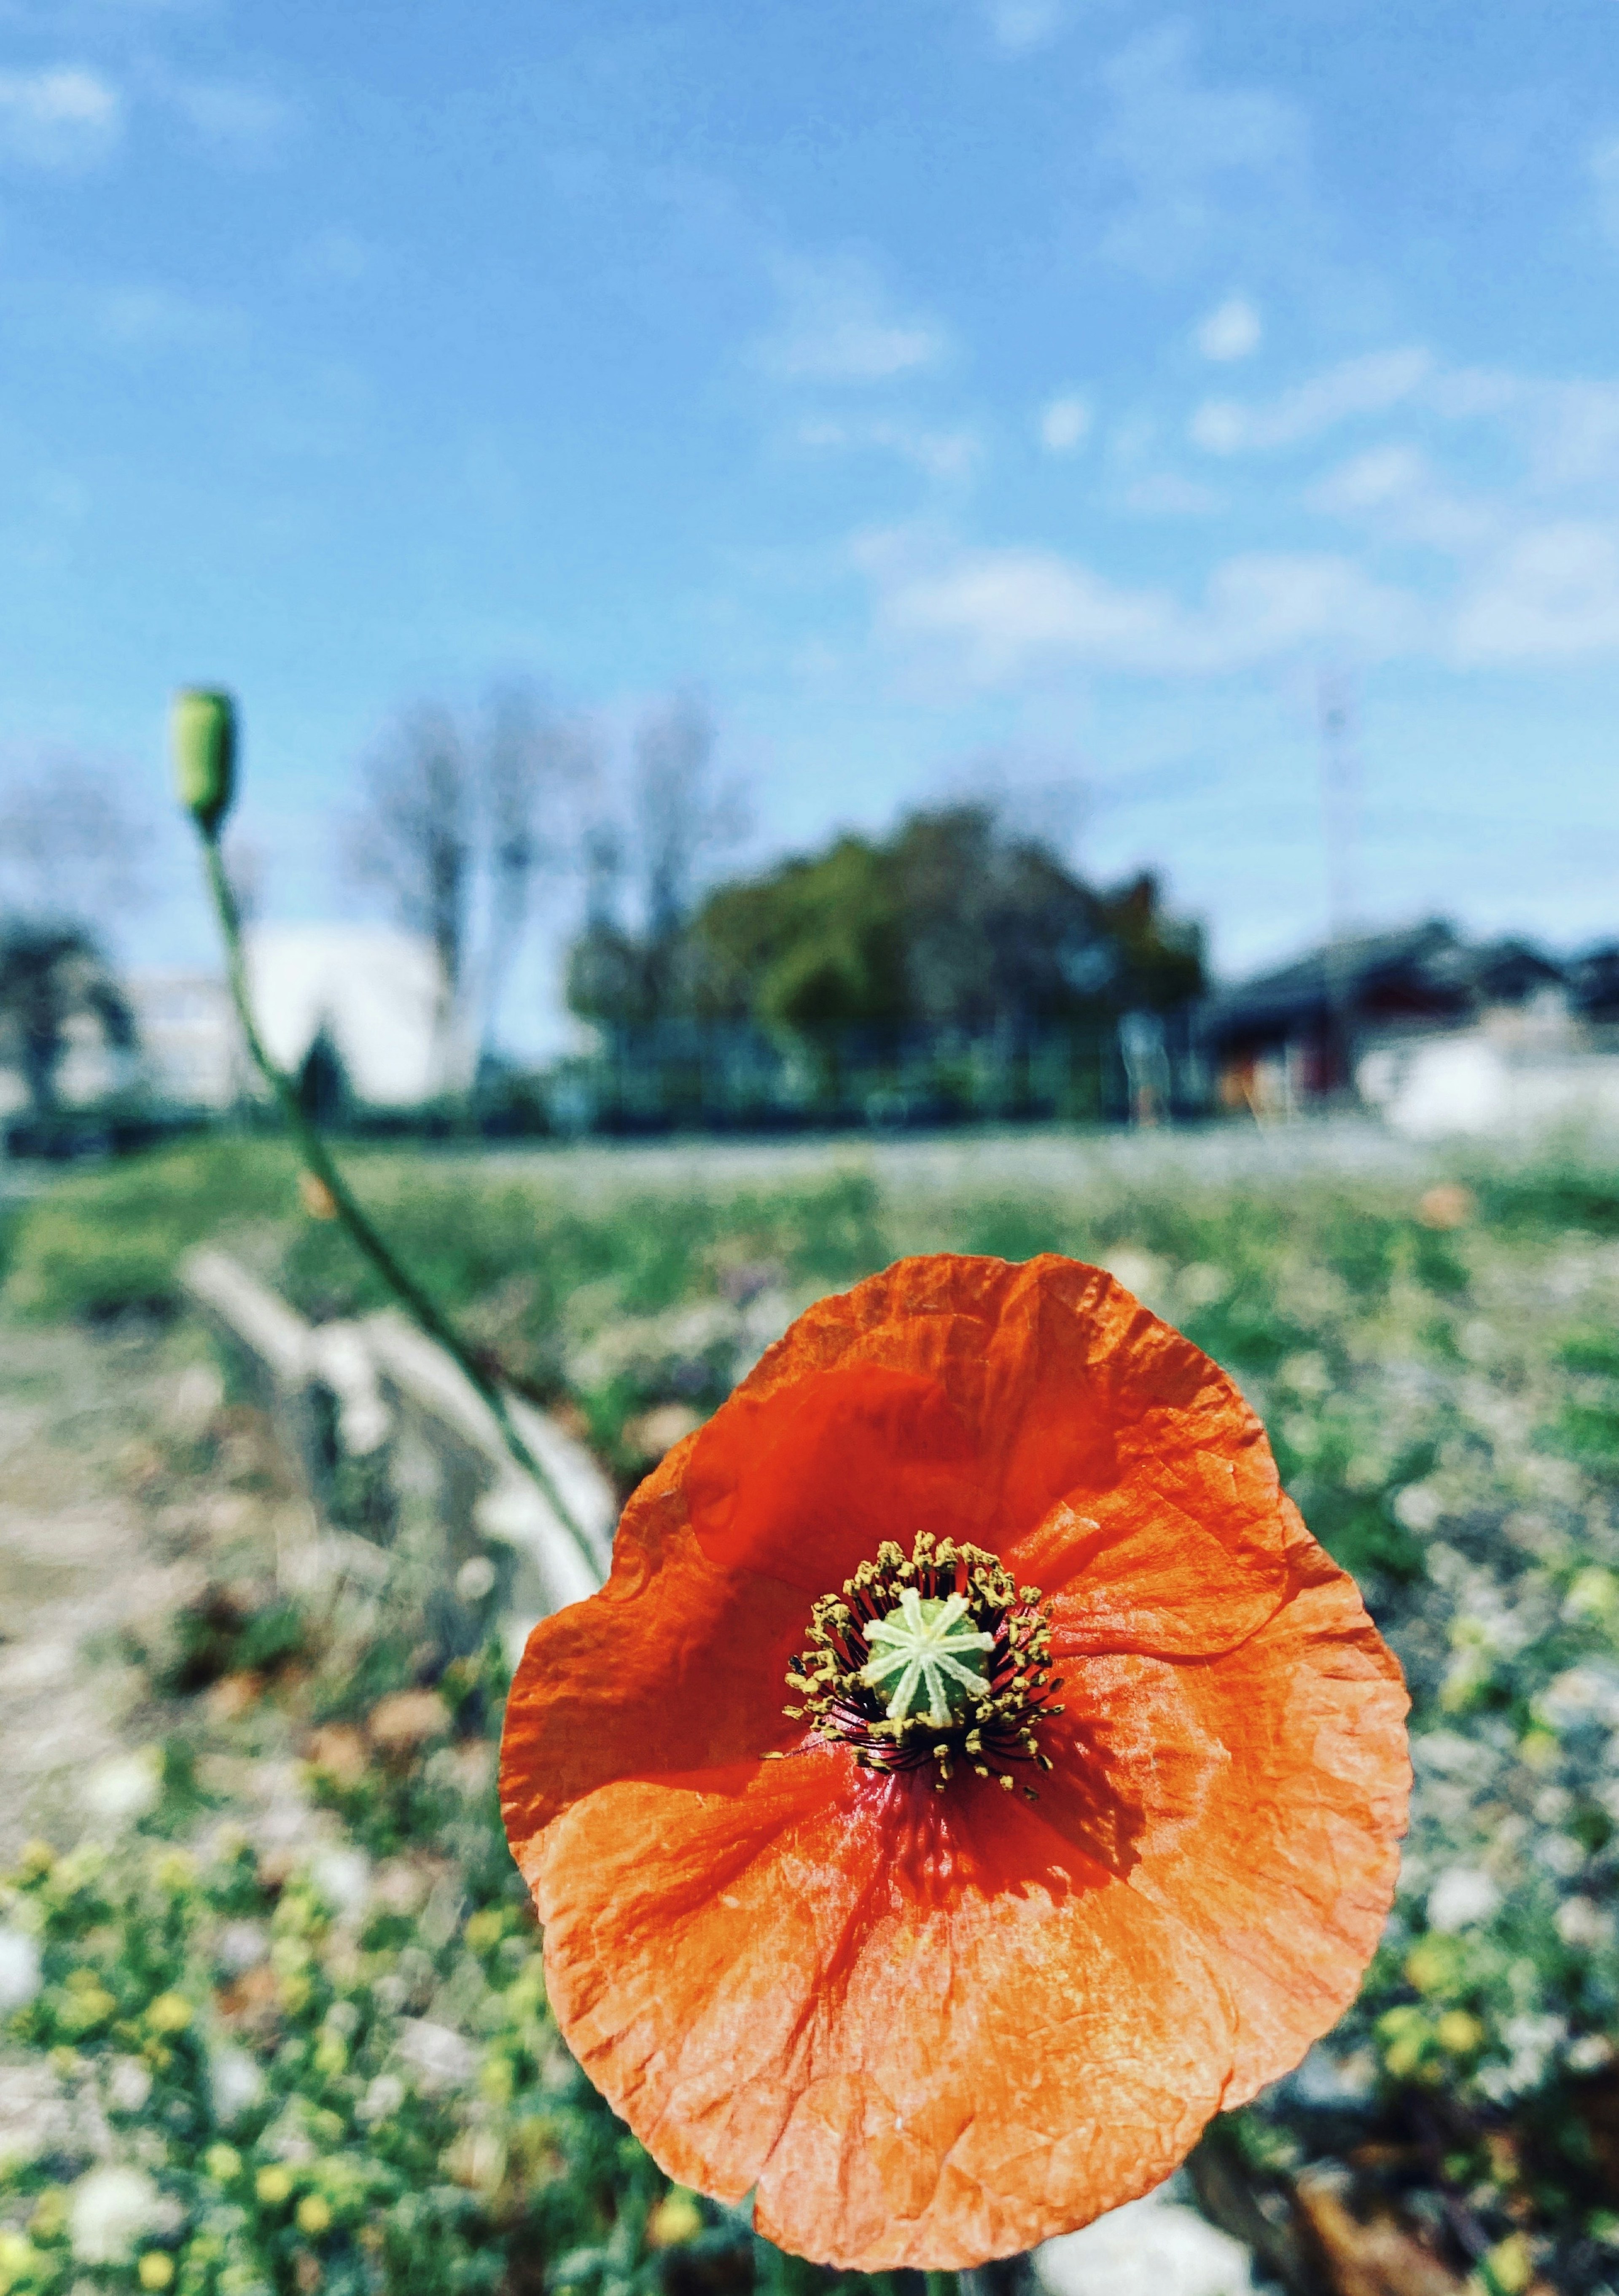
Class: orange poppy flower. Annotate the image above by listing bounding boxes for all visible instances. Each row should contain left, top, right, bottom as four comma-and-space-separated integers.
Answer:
500, 1254, 1409, 2272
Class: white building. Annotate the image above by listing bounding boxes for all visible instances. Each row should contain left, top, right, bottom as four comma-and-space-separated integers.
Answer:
243, 925, 471, 1107
124, 971, 238, 1110
1358, 989, 1619, 1139
120, 927, 467, 1114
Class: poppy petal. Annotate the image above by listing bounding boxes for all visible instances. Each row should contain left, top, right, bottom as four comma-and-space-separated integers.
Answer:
532, 1755, 1241, 2270
687, 1255, 1292, 1657
500, 1467, 808, 1859
1121, 1497, 1409, 2102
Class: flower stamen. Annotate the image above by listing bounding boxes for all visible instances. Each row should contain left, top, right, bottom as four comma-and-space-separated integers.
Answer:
775, 1532, 1064, 1798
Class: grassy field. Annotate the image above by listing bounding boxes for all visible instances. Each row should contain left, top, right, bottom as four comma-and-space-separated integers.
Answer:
2, 1125, 1619, 2292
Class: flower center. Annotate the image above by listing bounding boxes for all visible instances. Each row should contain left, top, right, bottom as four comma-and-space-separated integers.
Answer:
860, 1589, 993, 1724
775, 1532, 1064, 1796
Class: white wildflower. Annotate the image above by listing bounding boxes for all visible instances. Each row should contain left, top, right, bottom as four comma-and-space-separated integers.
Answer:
104, 2059, 152, 2114
69, 2167, 166, 2264
1555, 1896, 1614, 1949
83, 1749, 162, 1823
1428, 1867, 1501, 1932
209, 2046, 264, 2125
0, 1928, 42, 2013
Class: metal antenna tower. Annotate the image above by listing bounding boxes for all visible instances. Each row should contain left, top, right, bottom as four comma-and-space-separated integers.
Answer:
1317, 670, 1362, 1098
1317, 669, 1361, 943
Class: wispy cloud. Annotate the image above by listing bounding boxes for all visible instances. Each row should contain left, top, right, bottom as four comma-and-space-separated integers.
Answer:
291, 226, 379, 287
1037, 392, 1091, 453
1191, 347, 1433, 453
857, 529, 1418, 682
0, 62, 121, 169
1452, 523, 1619, 664
1095, 27, 1308, 279
1591, 135, 1619, 248
1116, 470, 1226, 517
155, 72, 292, 161
796, 415, 979, 481
1194, 293, 1261, 362
1306, 443, 1495, 553
756, 251, 949, 385
982, 0, 1066, 57
96, 281, 242, 352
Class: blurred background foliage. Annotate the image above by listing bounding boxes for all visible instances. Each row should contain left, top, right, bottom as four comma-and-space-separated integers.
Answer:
2, 1136, 1619, 2291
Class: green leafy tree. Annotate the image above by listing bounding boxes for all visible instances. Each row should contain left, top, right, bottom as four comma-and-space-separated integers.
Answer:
0, 923, 135, 1117
572, 802, 1203, 1037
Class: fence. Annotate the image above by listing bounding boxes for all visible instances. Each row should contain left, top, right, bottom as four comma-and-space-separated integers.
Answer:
541, 1011, 1208, 1137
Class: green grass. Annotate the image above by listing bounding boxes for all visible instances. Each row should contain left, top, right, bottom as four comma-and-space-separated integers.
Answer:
12, 1129, 1619, 2283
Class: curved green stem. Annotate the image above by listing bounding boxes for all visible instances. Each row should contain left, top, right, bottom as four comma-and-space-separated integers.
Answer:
925, 2273, 961, 2296
197, 827, 600, 1579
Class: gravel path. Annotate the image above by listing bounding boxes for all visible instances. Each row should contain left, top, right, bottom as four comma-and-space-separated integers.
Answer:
0, 1317, 213, 1860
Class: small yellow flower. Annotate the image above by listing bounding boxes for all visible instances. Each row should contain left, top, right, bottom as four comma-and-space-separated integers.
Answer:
1473, 2231, 1533, 2295
464, 1908, 504, 1952
255, 2165, 294, 2206
312, 2032, 348, 2077
204, 2145, 242, 2183
1405, 1936, 1463, 1995
0, 2228, 35, 2276
145, 1993, 193, 2034
647, 2190, 704, 2249
296, 2195, 332, 2237
27, 2187, 67, 2239
1436, 2011, 1486, 2056
137, 2254, 175, 2290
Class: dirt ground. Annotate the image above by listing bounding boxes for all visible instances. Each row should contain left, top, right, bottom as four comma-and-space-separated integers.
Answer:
0, 1315, 231, 1861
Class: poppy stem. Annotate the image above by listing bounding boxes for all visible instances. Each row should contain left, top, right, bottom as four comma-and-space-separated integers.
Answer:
194, 822, 601, 1580
925, 2273, 960, 2296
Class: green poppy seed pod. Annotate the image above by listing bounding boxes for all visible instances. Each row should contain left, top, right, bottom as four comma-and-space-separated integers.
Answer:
171, 687, 237, 831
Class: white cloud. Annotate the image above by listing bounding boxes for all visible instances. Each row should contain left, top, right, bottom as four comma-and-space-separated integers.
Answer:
757, 253, 948, 385
1195, 294, 1261, 363
158, 74, 290, 160
1523, 380, 1619, 490
0, 63, 120, 168
1452, 524, 1619, 663
984, 0, 1065, 55
293, 226, 377, 286
860, 531, 1418, 682
97, 282, 240, 352
1096, 27, 1309, 279
1118, 471, 1226, 517
1191, 346, 1432, 454
1591, 135, 1619, 247
1038, 393, 1091, 454
1307, 444, 1495, 552
797, 415, 979, 481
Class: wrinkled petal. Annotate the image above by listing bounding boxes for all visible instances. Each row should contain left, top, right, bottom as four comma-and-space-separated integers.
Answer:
683, 1256, 1293, 1659
501, 1469, 806, 1856
501, 1252, 1410, 2270
533, 1755, 1240, 2271
1122, 1498, 1410, 2101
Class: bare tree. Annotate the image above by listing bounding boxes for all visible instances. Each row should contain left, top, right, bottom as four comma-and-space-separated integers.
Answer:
346, 705, 474, 1079
477, 686, 597, 1062
347, 687, 597, 1079
0, 753, 153, 932
629, 692, 746, 1018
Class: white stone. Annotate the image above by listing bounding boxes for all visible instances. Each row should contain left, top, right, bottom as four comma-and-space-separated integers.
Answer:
1035, 2189, 1258, 2296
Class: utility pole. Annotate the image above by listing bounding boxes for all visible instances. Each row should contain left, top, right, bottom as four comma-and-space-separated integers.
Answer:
1317, 670, 1361, 1099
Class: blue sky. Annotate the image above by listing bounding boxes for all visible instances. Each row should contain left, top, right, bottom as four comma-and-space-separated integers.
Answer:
3, 0, 1619, 1029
